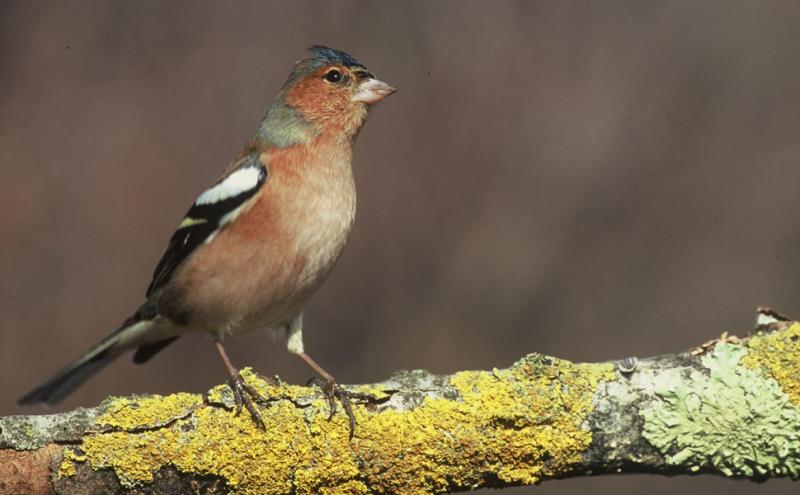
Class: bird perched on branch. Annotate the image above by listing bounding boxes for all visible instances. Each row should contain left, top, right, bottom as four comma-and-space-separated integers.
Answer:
18, 46, 396, 433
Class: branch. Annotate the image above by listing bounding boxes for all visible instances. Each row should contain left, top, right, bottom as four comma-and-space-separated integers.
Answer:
3, 308, 800, 494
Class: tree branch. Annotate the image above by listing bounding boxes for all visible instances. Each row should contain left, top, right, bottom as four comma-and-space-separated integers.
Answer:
3, 308, 800, 494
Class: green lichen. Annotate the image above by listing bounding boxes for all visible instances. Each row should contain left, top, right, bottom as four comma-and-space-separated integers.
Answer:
742, 323, 800, 407
59, 359, 613, 494
641, 343, 800, 478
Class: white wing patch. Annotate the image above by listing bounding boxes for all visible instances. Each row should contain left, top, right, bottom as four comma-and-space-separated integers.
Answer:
196, 167, 262, 205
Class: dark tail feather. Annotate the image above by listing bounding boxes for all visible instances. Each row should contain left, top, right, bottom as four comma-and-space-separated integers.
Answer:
18, 334, 122, 406
17, 315, 154, 406
132, 336, 180, 364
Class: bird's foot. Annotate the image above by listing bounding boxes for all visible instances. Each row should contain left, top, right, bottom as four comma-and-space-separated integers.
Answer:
227, 372, 267, 430
308, 376, 377, 438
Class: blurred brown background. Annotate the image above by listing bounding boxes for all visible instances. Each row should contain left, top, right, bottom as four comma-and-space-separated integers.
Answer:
2, 1, 799, 493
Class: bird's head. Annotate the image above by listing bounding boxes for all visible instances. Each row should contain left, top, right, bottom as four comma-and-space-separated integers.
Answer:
261, 46, 395, 147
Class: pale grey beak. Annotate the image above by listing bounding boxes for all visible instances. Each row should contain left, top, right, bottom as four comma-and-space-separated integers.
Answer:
352, 78, 396, 104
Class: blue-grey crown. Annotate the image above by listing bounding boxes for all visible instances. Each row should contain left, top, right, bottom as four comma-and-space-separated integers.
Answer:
309, 45, 365, 68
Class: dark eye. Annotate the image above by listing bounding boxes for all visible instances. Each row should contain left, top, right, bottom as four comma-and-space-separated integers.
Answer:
324, 69, 343, 83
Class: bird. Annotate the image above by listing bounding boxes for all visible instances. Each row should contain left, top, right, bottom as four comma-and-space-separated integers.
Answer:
18, 46, 396, 432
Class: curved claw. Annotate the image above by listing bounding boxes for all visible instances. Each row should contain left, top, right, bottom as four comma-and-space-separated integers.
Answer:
227, 373, 266, 430
213, 339, 267, 430
308, 376, 378, 438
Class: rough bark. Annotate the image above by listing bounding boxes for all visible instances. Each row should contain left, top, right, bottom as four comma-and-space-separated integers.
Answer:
2, 307, 799, 495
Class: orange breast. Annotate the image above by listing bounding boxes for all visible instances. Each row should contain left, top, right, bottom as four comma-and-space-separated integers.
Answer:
160, 143, 356, 335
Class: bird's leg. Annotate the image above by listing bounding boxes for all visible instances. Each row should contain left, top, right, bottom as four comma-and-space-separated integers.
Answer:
212, 337, 266, 430
286, 313, 374, 437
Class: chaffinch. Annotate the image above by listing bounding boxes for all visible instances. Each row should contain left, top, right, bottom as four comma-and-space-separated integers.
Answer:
19, 46, 395, 432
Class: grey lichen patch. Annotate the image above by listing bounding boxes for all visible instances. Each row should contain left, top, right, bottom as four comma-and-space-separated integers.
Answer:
0, 407, 100, 450
587, 357, 669, 470
641, 343, 800, 478
381, 369, 460, 410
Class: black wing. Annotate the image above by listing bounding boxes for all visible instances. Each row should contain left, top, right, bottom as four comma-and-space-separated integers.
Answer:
146, 156, 268, 297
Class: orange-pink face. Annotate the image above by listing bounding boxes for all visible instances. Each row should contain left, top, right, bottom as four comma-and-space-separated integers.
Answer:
285, 63, 395, 136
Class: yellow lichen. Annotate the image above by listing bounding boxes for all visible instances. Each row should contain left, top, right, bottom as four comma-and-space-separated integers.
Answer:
65, 358, 613, 494
97, 392, 202, 430
352, 384, 391, 401
58, 448, 86, 478
742, 323, 800, 407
